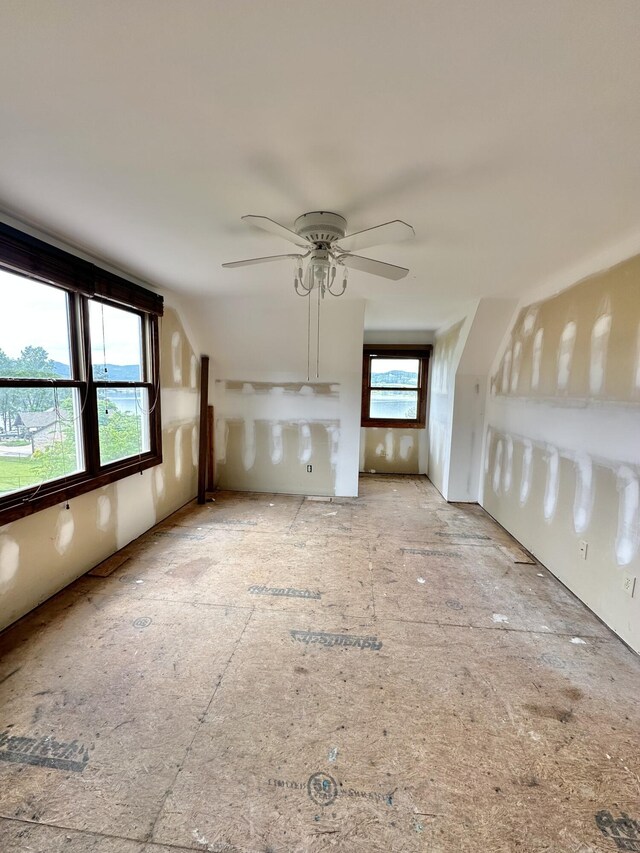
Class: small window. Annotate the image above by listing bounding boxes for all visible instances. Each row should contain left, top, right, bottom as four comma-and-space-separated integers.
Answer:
361, 346, 430, 428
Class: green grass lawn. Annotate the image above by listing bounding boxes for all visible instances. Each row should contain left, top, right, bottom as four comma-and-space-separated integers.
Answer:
0, 455, 41, 495
0, 454, 80, 496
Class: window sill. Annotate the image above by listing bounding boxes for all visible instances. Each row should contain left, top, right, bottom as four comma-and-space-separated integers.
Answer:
0, 453, 162, 525
361, 419, 426, 429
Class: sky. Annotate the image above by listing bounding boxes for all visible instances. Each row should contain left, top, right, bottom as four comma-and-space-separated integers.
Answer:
0, 268, 141, 366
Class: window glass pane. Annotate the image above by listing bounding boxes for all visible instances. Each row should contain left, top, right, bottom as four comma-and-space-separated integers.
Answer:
0, 269, 71, 378
0, 387, 84, 496
89, 301, 143, 381
370, 358, 419, 388
369, 389, 418, 420
97, 387, 150, 465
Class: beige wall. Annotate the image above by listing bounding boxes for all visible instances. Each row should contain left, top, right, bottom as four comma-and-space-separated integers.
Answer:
189, 295, 365, 498
360, 426, 425, 475
0, 304, 200, 632
482, 255, 640, 652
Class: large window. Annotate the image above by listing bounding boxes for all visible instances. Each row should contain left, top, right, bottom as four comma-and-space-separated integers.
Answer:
0, 223, 163, 523
361, 345, 431, 428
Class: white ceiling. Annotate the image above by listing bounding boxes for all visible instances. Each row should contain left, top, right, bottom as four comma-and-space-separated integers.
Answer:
1, 0, 640, 330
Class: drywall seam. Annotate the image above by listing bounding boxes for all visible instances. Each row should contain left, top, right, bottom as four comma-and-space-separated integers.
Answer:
487, 397, 640, 466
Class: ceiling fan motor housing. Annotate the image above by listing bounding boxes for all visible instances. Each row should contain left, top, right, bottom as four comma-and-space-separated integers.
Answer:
294, 211, 347, 245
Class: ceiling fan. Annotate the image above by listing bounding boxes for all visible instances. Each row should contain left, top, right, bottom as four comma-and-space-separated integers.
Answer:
222, 211, 415, 297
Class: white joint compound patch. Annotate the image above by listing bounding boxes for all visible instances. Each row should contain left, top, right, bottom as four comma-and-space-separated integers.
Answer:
171, 332, 182, 383
520, 440, 533, 506
616, 466, 639, 566
531, 328, 544, 389
544, 447, 560, 521
174, 427, 183, 479
503, 435, 513, 493
96, 495, 112, 531
242, 419, 256, 471
55, 510, 75, 555
154, 466, 165, 497
0, 536, 19, 588
215, 418, 228, 465
573, 452, 593, 534
191, 424, 199, 468
326, 425, 339, 468
510, 340, 522, 393
501, 348, 512, 394
270, 422, 284, 465
589, 311, 611, 395
523, 309, 538, 336
557, 321, 577, 391
298, 422, 312, 465
385, 431, 395, 461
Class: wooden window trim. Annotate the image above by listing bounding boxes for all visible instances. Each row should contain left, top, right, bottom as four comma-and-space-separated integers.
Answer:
0, 222, 164, 315
0, 225, 163, 525
361, 344, 432, 429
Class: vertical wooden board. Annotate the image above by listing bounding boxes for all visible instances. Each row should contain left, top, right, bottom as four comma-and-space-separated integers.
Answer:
197, 355, 209, 504
206, 403, 215, 491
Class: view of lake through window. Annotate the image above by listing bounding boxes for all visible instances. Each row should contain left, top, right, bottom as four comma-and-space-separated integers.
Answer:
369, 357, 420, 419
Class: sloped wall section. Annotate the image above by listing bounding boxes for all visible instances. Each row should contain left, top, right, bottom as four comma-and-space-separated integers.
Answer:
482, 255, 640, 652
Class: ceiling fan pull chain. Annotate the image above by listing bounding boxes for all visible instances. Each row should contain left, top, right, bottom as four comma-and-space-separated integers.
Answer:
307, 284, 311, 382
316, 280, 321, 379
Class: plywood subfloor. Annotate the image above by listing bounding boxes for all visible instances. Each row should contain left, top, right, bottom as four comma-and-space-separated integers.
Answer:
0, 475, 638, 853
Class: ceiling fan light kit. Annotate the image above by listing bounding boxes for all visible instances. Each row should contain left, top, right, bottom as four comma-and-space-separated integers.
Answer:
222, 210, 415, 378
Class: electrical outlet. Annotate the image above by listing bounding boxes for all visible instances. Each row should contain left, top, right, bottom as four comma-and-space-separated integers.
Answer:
306, 464, 312, 473
578, 540, 588, 560
622, 574, 636, 598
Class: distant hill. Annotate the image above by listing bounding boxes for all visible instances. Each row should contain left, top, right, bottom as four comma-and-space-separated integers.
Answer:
372, 370, 418, 388
53, 362, 141, 381
52, 361, 71, 378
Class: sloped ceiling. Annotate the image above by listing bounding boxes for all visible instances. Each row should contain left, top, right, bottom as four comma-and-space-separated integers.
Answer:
1, 0, 640, 329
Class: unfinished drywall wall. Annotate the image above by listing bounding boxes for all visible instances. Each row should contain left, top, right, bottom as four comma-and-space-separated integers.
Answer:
447, 299, 518, 502
360, 427, 425, 475
428, 319, 468, 498
187, 295, 364, 497
427, 300, 519, 502
482, 255, 640, 652
0, 303, 200, 632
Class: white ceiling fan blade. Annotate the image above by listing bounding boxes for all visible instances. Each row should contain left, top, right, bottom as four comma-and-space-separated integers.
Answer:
333, 220, 414, 253
242, 215, 311, 248
338, 253, 409, 281
222, 253, 306, 269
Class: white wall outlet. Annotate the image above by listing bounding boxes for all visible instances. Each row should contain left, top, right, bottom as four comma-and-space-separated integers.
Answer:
578, 540, 588, 560
622, 574, 636, 598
